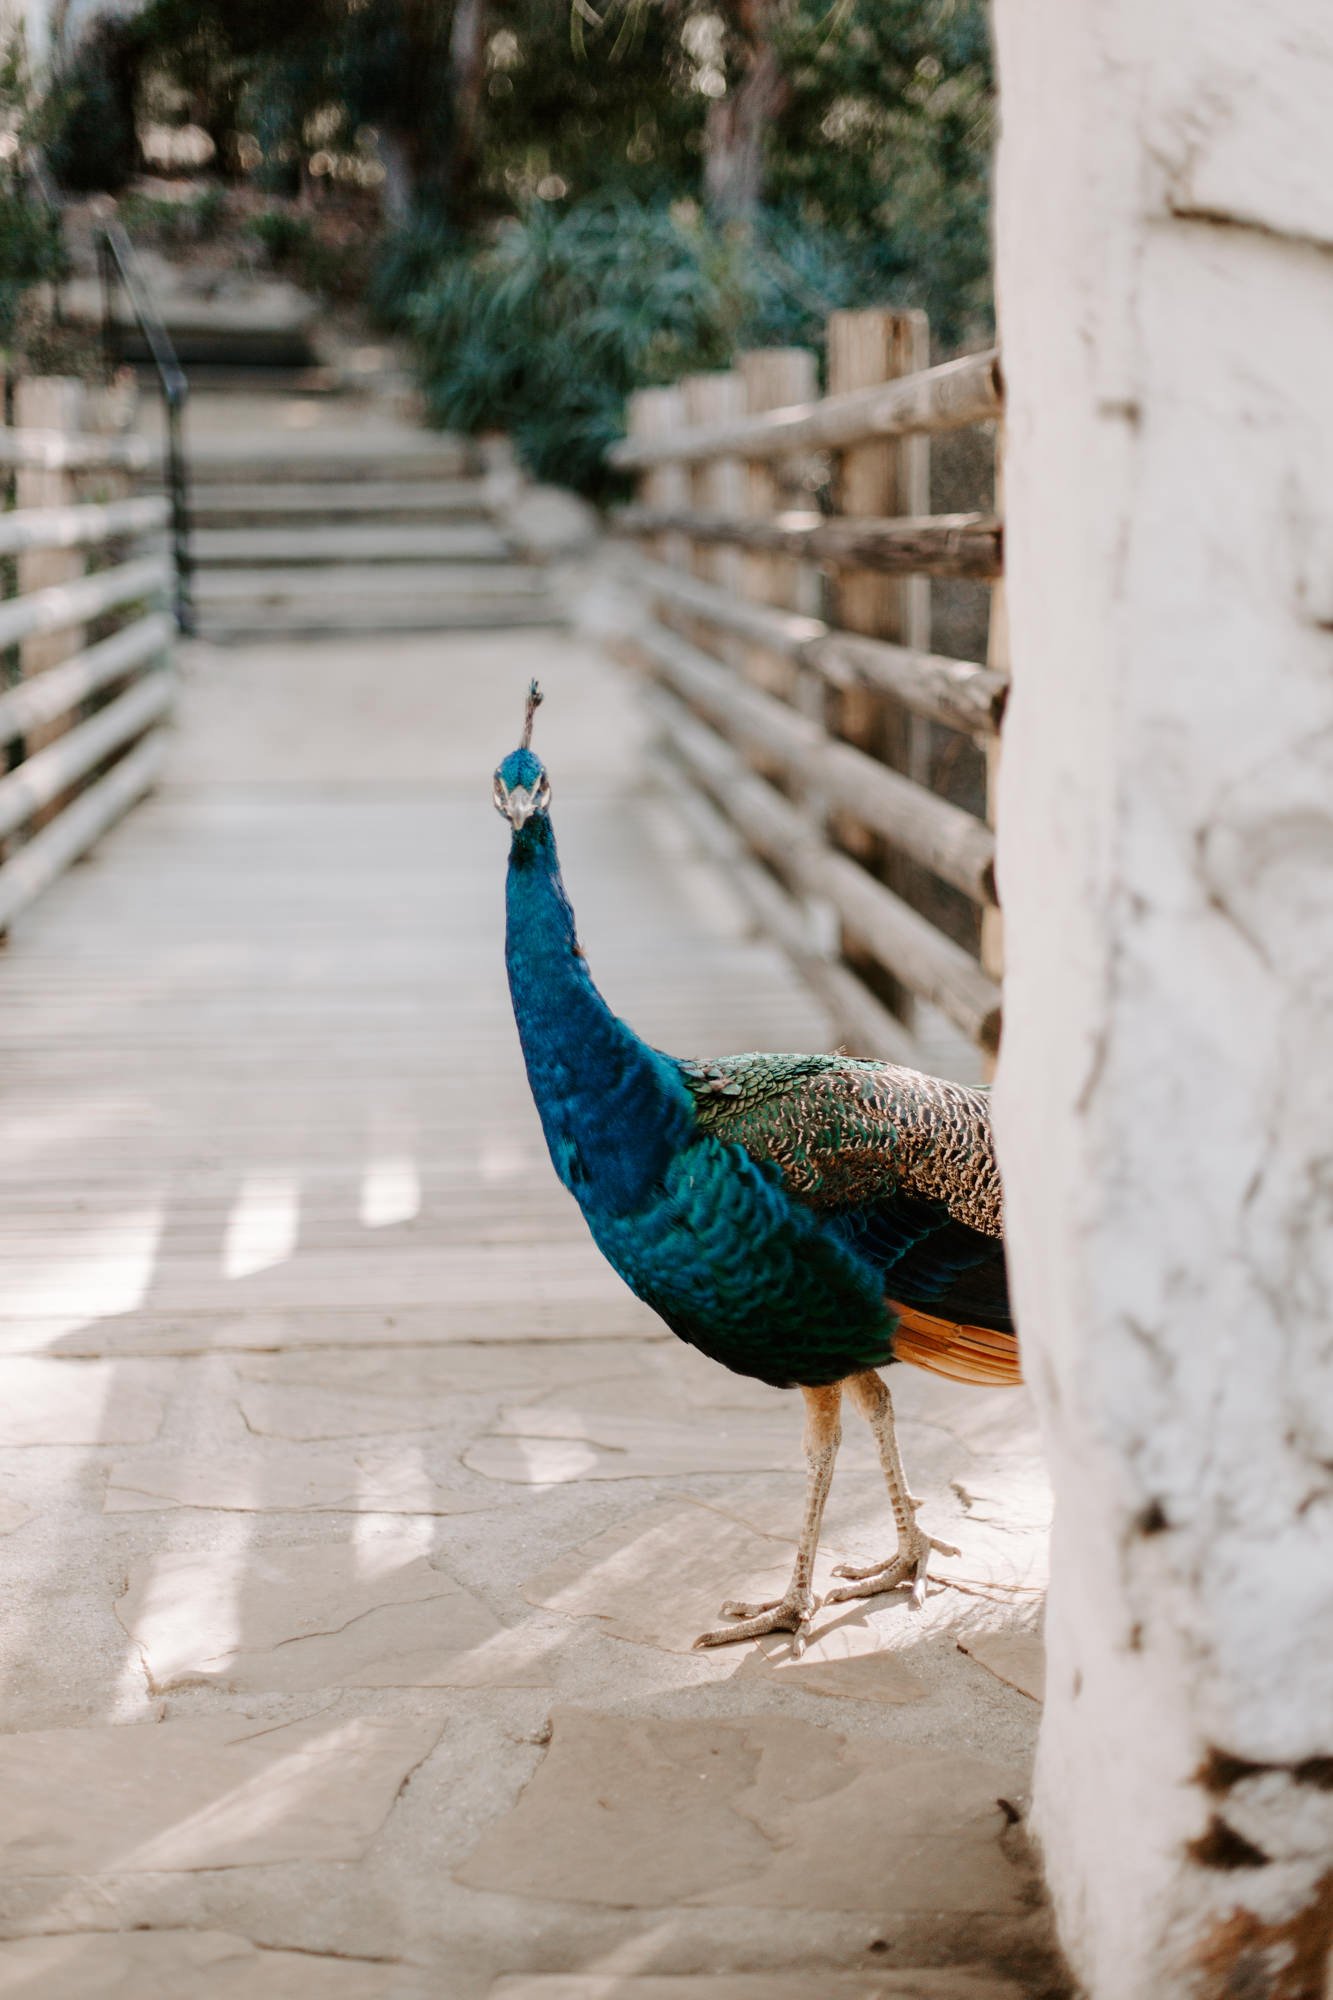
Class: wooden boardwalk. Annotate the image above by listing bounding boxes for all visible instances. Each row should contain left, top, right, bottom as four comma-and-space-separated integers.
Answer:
0, 627, 1057, 1998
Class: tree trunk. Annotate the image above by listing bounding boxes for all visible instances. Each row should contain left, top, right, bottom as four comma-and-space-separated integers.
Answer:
703, 1, 790, 219
448, 0, 488, 215
376, 128, 414, 228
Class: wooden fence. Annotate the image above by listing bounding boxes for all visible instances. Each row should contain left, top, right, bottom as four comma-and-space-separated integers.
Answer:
0, 379, 175, 934
608, 310, 1006, 1078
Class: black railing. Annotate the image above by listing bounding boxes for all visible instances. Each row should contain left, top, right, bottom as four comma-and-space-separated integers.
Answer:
94, 213, 194, 636
23, 162, 194, 637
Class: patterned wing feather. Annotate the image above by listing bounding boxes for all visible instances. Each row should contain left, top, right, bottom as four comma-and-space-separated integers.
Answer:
680, 1052, 1019, 1384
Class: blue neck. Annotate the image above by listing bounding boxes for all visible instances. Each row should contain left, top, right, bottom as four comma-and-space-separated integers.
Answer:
505, 813, 693, 1215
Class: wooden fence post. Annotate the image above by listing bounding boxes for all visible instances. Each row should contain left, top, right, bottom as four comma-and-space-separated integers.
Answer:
683, 372, 746, 666
736, 345, 833, 952
627, 386, 689, 572
826, 307, 931, 1036
14, 379, 87, 716
737, 347, 818, 701
980, 431, 1007, 1076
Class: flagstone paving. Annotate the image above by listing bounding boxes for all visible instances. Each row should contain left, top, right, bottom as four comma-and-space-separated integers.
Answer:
0, 626, 1064, 1997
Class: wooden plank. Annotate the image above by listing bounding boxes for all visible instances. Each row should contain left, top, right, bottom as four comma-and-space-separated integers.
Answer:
0, 428, 152, 472
0, 673, 175, 841
0, 615, 174, 743
0, 556, 170, 651
623, 554, 1005, 735
628, 622, 995, 901
626, 385, 690, 571
14, 380, 87, 695
649, 682, 996, 1043
804, 627, 1007, 737
648, 680, 996, 1042
623, 623, 819, 770
616, 507, 1000, 579
820, 849, 1001, 1050
647, 740, 918, 1067
736, 346, 819, 700
0, 495, 168, 558
683, 371, 747, 665
0, 731, 167, 933
820, 739, 995, 904
608, 347, 1002, 468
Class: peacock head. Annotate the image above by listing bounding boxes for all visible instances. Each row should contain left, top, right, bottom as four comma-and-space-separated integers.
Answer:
493, 680, 551, 831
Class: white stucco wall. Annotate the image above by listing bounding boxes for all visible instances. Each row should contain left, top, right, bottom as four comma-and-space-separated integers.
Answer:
990, 5, 1333, 1996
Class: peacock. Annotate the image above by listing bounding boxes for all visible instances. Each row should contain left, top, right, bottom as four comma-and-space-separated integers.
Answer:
496, 682, 1019, 1654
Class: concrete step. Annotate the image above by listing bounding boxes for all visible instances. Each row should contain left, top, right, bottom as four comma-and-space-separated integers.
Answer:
189, 479, 493, 524
193, 561, 550, 605
181, 433, 477, 484
196, 595, 560, 638
191, 523, 515, 567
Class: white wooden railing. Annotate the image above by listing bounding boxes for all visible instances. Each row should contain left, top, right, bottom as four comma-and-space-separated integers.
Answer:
609, 312, 1006, 1075
0, 383, 174, 934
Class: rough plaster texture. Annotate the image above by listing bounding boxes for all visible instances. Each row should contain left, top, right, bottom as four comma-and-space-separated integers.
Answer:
990, 6, 1333, 1996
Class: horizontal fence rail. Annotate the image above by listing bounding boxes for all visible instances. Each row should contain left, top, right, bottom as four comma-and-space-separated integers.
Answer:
623, 554, 1007, 736
611, 310, 1008, 1078
0, 427, 152, 472
0, 387, 177, 933
0, 614, 173, 743
0, 554, 171, 651
615, 508, 1002, 579
0, 494, 167, 557
609, 347, 1002, 469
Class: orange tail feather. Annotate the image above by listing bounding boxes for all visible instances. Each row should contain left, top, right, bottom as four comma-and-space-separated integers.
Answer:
890, 1302, 1023, 1387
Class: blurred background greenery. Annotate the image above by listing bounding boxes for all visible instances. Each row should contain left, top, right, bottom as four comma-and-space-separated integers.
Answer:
14, 0, 993, 494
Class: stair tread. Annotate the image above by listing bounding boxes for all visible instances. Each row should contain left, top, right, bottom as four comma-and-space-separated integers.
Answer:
188, 479, 492, 519
185, 434, 475, 479
193, 561, 551, 600
192, 524, 513, 565
198, 601, 560, 636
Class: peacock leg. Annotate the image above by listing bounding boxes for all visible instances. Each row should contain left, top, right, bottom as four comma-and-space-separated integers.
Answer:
822, 1369, 960, 1611
691, 1382, 842, 1656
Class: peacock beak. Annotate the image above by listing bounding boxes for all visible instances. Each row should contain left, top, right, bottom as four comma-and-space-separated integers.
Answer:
503, 785, 541, 829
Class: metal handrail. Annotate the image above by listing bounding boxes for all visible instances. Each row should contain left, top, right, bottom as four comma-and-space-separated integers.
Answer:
20, 161, 194, 636
93, 210, 194, 636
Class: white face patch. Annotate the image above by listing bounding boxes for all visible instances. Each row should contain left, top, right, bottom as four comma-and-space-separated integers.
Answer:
495, 773, 552, 828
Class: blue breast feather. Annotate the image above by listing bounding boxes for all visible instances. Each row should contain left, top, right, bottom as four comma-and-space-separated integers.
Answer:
504, 807, 984, 1389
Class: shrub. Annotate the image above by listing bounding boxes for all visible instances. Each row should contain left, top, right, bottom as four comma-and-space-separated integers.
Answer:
384, 194, 971, 500
248, 206, 311, 264
394, 197, 747, 499
43, 18, 140, 192
0, 182, 64, 346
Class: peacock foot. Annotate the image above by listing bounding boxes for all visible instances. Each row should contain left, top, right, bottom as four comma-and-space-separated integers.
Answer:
691, 1588, 815, 1656
822, 1527, 961, 1612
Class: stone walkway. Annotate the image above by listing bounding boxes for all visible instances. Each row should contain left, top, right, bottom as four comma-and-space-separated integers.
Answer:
0, 629, 1061, 1998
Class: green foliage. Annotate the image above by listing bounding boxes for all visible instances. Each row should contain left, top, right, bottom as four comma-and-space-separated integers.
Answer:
383, 0, 995, 493
118, 185, 228, 248
768, 0, 995, 346
0, 184, 64, 345
397, 198, 743, 496
0, 40, 66, 348
246, 203, 373, 300
247, 207, 310, 263
388, 193, 958, 497
477, 1, 708, 212
42, 17, 140, 192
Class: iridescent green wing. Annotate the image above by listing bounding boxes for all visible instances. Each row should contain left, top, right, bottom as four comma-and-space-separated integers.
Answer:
678, 1051, 1002, 1238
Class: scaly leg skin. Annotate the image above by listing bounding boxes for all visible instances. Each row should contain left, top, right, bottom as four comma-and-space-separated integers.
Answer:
822, 1369, 960, 1611
692, 1383, 842, 1656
